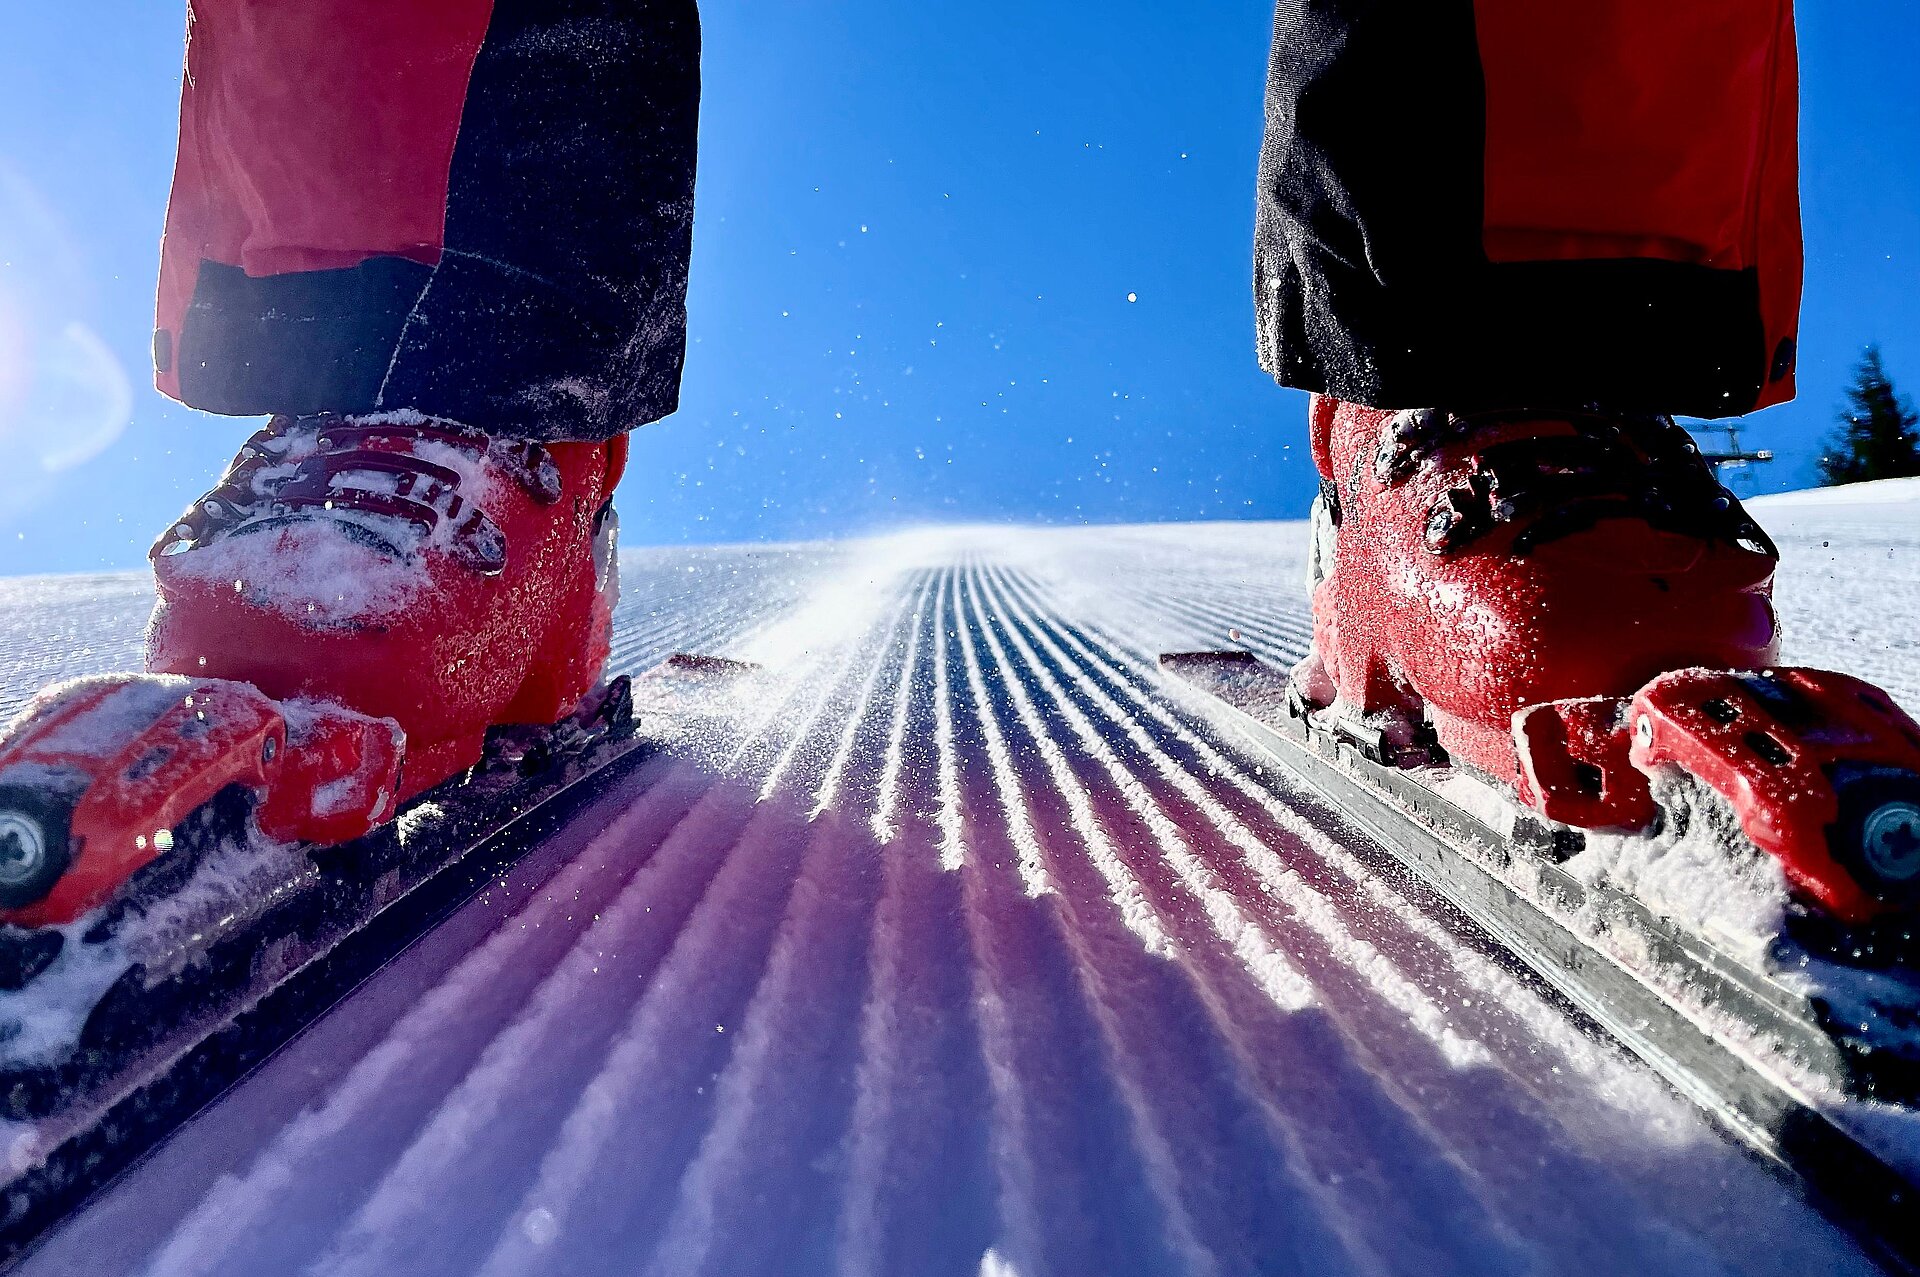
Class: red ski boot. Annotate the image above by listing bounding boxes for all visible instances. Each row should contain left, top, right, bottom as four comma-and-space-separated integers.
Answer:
1292, 395, 1920, 923
147, 412, 626, 799
0, 413, 626, 927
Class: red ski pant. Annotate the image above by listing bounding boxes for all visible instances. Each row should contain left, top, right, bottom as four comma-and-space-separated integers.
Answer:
155, 0, 1799, 437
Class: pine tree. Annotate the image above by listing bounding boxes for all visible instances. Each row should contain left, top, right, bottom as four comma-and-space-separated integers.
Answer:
1819, 345, 1920, 486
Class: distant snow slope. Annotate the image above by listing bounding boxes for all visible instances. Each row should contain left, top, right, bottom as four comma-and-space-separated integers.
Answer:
0, 573, 151, 724
1755, 474, 1920, 509
1754, 479, 1920, 706
1, 516, 1898, 1276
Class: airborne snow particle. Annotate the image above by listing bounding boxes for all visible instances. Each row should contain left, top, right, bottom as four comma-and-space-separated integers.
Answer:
980, 1247, 1022, 1277
522, 1207, 559, 1246
7, 1129, 43, 1176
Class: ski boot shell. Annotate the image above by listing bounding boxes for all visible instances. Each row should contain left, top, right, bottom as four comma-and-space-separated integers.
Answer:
147, 413, 625, 800
1295, 395, 1920, 924
1294, 395, 1781, 777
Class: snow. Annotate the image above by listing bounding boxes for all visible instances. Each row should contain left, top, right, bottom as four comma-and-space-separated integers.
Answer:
1757, 477, 1920, 709
162, 518, 428, 622
1567, 774, 1793, 957
0, 501, 1912, 1274
1752, 475, 1920, 509
0, 921, 131, 1070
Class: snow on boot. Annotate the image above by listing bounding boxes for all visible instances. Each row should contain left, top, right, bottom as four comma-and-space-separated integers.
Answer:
147, 411, 626, 801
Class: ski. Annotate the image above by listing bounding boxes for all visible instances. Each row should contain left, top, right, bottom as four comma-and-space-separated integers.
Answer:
1160, 649, 1920, 1273
0, 653, 753, 1264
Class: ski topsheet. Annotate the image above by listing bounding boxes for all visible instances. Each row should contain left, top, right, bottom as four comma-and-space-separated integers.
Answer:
1159, 649, 1920, 1273
0, 654, 753, 1265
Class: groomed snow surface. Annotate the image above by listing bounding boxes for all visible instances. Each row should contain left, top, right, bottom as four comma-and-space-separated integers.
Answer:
1, 487, 1916, 1277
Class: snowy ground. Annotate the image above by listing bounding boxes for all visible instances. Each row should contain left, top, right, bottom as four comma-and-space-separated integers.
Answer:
1, 491, 1916, 1276
1752, 478, 1920, 708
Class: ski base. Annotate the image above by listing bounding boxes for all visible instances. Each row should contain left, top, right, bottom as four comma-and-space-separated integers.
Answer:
1160, 648, 1920, 1273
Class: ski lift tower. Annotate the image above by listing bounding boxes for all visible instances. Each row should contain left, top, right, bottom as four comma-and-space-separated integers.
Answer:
1689, 420, 1773, 495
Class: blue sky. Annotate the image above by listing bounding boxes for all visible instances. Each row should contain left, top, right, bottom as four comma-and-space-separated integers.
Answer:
0, 1, 1915, 575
